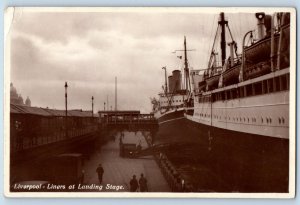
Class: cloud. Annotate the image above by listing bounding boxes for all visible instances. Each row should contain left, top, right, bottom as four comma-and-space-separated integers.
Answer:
10, 10, 259, 113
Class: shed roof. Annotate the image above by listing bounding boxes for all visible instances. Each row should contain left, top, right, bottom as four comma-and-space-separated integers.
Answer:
11, 103, 97, 118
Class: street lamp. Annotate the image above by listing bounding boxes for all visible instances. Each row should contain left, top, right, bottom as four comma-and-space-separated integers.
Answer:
92, 96, 94, 117
64, 82, 68, 138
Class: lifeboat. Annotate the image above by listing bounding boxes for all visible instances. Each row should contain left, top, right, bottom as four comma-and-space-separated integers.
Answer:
198, 80, 206, 92
222, 63, 241, 85
244, 34, 279, 64
245, 61, 271, 80
244, 24, 289, 67
205, 73, 220, 89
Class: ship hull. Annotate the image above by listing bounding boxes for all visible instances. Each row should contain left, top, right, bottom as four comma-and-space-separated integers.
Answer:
154, 108, 289, 192
183, 115, 289, 192
154, 109, 198, 144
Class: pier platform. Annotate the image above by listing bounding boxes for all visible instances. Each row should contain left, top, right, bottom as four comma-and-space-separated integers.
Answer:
82, 131, 170, 192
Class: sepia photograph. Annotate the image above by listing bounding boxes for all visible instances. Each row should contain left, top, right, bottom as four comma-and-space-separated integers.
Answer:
4, 7, 296, 198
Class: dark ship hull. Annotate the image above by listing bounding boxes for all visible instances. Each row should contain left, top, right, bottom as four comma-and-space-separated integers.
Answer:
185, 116, 288, 192
154, 112, 289, 192
154, 109, 194, 144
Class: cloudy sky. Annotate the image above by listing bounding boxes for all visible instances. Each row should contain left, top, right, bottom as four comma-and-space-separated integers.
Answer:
10, 8, 258, 113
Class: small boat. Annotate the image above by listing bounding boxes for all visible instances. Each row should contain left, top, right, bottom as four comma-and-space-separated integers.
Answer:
222, 63, 241, 85
205, 71, 221, 89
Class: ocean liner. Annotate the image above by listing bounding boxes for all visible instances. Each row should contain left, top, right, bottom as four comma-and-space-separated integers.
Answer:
153, 12, 290, 192
152, 37, 195, 144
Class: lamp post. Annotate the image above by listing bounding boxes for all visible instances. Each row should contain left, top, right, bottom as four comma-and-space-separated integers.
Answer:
92, 96, 94, 117
64, 82, 68, 138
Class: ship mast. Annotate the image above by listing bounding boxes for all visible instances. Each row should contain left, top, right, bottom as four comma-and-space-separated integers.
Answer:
219, 12, 228, 66
184, 36, 191, 94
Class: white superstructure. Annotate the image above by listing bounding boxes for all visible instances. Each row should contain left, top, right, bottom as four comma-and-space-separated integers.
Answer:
187, 68, 289, 139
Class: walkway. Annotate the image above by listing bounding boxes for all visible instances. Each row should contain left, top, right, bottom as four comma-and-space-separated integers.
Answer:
82, 131, 170, 192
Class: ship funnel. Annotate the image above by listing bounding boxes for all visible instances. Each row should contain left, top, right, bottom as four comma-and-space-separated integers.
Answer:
255, 12, 266, 40
172, 70, 182, 93
168, 70, 182, 93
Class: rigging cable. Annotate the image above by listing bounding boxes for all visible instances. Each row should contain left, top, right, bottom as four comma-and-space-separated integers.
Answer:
208, 25, 220, 68
205, 14, 217, 68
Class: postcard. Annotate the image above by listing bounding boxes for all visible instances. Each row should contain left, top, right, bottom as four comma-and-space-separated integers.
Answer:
4, 7, 296, 198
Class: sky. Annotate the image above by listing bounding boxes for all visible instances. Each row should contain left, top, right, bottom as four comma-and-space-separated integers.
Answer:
9, 8, 259, 113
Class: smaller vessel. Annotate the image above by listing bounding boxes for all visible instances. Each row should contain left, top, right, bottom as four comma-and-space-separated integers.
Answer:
152, 37, 194, 144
